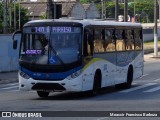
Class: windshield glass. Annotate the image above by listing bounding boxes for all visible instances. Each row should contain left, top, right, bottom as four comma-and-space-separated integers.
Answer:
20, 26, 82, 65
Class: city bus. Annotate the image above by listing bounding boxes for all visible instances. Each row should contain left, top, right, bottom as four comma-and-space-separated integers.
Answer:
13, 19, 143, 97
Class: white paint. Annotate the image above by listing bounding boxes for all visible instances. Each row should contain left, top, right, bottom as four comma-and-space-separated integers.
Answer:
144, 86, 160, 92
120, 83, 156, 93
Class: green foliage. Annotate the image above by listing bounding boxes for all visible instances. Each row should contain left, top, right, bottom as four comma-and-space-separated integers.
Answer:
81, 0, 154, 23
0, 2, 29, 33
0, 3, 3, 32
40, 12, 47, 19
128, 0, 154, 23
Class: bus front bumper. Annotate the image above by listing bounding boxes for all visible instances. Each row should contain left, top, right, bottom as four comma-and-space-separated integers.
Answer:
19, 74, 83, 92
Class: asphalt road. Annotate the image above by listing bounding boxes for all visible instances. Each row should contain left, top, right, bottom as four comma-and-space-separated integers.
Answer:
0, 60, 160, 120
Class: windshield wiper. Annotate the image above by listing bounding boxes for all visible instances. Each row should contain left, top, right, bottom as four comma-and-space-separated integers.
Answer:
49, 43, 64, 65
48, 32, 64, 65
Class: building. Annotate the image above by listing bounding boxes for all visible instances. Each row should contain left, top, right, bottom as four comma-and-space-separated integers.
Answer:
83, 2, 100, 19
20, 0, 100, 20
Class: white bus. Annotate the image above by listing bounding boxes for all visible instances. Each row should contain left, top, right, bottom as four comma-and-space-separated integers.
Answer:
13, 19, 143, 97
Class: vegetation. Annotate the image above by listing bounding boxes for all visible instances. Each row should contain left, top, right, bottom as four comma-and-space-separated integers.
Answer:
81, 0, 155, 23
0, 2, 29, 33
144, 40, 160, 50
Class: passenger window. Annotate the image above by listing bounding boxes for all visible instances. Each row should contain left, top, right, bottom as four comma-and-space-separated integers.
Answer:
103, 29, 115, 52
126, 30, 134, 50
135, 29, 142, 50
94, 29, 104, 53
115, 29, 125, 51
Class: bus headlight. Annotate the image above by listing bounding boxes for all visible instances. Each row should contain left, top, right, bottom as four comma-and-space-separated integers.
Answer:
19, 71, 30, 79
67, 70, 81, 80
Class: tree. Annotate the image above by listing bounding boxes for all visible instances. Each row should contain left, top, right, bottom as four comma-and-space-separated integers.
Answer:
128, 0, 154, 23
0, 2, 3, 33
10, 3, 29, 32
96, 0, 154, 23
0, 2, 29, 33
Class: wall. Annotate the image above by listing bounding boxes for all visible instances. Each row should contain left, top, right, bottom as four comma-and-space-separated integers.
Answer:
0, 34, 20, 72
143, 28, 160, 42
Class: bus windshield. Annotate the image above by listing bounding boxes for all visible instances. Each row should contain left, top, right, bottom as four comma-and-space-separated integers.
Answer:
20, 26, 82, 65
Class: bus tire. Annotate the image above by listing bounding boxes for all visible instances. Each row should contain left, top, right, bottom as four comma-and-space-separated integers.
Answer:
91, 70, 102, 96
116, 66, 133, 89
125, 66, 133, 88
37, 91, 49, 97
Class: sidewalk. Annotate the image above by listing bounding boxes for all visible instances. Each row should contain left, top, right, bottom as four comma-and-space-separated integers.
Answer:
144, 52, 160, 62
0, 52, 160, 85
0, 71, 18, 84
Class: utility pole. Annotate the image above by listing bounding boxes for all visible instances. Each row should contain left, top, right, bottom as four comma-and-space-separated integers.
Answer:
47, 0, 53, 19
134, 0, 135, 19
9, 0, 12, 32
3, 0, 7, 33
124, 0, 128, 22
115, 0, 119, 21
19, 0, 21, 29
154, 0, 158, 56
101, 0, 104, 19
53, 0, 56, 19
14, 0, 16, 31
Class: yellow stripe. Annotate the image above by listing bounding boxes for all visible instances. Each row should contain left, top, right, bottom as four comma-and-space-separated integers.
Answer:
82, 58, 104, 71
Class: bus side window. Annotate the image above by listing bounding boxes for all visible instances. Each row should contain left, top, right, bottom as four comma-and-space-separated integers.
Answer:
103, 29, 115, 52
115, 29, 125, 51
134, 29, 142, 50
83, 29, 94, 56
126, 30, 134, 50
94, 29, 104, 53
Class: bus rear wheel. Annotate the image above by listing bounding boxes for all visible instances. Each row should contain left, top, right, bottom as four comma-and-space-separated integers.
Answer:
37, 91, 50, 97
116, 66, 133, 89
125, 67, 133, 88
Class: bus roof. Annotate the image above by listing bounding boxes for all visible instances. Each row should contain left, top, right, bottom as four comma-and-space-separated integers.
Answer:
23, 19, 142, 28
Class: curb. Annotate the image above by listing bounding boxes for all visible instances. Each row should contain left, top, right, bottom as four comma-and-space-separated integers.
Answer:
144, 48, 160, 54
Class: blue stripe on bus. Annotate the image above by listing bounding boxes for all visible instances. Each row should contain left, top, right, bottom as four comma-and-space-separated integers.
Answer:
20, 66, 82, 81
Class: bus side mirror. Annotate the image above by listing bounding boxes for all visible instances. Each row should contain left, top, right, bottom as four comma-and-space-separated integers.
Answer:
13, 40, 18, 49
12, 30, 22, 49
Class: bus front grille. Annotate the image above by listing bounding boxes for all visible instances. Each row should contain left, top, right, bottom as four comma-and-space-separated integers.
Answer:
32, 83, 66, 91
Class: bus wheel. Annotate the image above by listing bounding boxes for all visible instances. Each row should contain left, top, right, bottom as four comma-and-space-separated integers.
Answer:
125, 66, 133, 88
91, 71, 101, 96
37, 91, 49, 97
116, 66, 133, 89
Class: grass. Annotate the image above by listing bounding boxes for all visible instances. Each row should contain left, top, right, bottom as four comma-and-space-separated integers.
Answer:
144, 40, 160, 50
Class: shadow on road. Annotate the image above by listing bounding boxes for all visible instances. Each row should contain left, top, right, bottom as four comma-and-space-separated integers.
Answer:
32, 85, 137, 101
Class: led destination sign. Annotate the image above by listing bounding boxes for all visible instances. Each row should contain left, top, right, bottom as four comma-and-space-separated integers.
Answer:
34, 27, 80, 33
34, 27, 73, 33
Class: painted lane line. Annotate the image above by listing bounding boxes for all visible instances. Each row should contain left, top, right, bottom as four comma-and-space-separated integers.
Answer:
154, 78, 160, 82
7, 90, 20, 92
142, 74, 149, 77
1, 86, 19, 90
0, 83, 18, 87
144, 86, 160, 92
120, 83, 156, 93
132, 83, 137, 85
